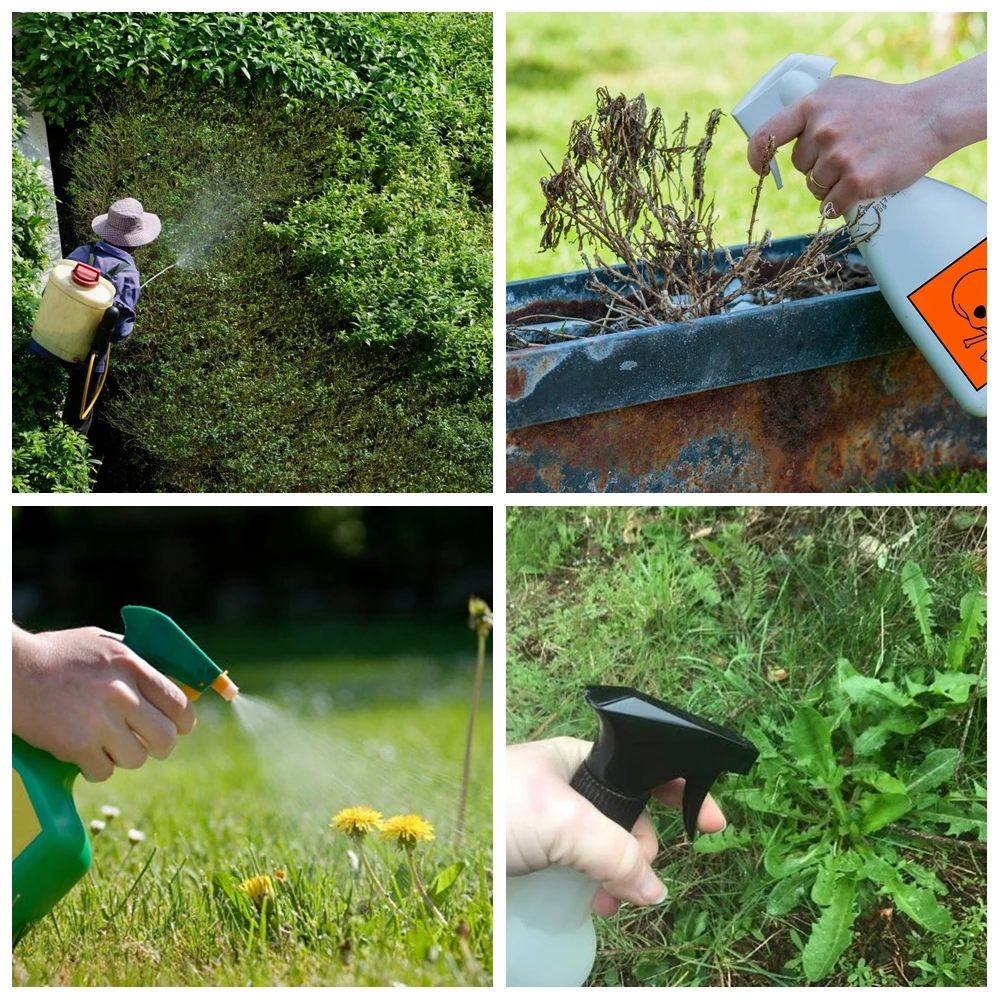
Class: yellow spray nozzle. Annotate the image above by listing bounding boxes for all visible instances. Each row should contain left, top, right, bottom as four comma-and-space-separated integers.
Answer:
178, 673, 237, 702
210, 672, 239, 701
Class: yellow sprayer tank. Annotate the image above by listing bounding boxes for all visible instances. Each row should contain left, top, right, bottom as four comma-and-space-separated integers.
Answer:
31, 261, 116, 363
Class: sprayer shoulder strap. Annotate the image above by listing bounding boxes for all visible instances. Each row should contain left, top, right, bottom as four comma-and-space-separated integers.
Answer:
86, 242, 125, 279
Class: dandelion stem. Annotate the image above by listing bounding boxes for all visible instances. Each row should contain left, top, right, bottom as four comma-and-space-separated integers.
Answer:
358, 844, 404, 918
454, 625, 486, 847
406, 850, 446, 925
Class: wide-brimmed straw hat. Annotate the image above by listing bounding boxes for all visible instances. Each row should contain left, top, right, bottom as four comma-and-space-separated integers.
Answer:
92, 198, 161, 248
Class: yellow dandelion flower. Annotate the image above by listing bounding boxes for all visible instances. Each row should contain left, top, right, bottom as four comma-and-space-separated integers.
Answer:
240, 874, 275, 909
273, 868, 287, 884
380, 814, 435, 850
331, 806, 383, 841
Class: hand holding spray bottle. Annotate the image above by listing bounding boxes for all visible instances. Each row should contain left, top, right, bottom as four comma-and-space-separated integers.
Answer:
506, 686, 758, 987
732, 54, 986, 418
13, 607, 239, 940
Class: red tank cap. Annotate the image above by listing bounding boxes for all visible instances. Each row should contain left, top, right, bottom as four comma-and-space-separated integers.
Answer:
70, 263, 101, 287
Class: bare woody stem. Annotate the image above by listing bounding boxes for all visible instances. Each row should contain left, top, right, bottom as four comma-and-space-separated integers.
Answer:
454, 626, 486, 847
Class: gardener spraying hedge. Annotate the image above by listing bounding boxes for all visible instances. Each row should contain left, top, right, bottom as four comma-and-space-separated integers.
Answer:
30, 198, 161, 436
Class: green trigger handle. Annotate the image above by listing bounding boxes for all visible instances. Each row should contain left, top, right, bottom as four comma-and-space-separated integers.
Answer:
120, 606, 238, 701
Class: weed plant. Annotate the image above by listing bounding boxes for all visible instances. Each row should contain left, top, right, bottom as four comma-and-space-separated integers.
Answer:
510, 88, 857, 346
506, 506, 985, 986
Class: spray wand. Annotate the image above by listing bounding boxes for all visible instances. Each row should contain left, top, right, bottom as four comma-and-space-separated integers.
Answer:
13, 607, 238, 940
139, 263, 177, 290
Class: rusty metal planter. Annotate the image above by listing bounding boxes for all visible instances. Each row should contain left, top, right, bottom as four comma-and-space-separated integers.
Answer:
506, 235, 986, 492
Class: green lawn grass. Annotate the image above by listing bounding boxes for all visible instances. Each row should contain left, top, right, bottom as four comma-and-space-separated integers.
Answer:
14, 633, 493, 986
506, 506, 985, 986
507, 13, 987, 279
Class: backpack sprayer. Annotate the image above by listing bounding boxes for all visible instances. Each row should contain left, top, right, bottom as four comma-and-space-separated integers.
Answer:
30, 254, 176, 421
13, 607, 239, 942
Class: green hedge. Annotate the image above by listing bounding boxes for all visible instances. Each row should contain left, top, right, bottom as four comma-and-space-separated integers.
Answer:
12, 85, 95, 492
63, 87, 490, 492
14, 13, 492, 493
15, 13, 433, 133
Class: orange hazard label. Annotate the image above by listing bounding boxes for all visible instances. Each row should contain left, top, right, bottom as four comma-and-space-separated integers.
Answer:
907, 238, 986, 391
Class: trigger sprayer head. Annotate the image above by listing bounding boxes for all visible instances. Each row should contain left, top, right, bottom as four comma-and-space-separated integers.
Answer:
732, 53, 838, 188
570, 685, 758, 839
120, 606, 238, 701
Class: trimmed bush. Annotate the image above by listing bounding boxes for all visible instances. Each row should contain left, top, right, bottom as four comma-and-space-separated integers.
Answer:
14, 12, 438, 138
14, 13, 492, 493
64, 87, 491, 492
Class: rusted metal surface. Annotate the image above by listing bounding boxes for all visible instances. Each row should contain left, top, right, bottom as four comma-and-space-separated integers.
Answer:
507, 236, 902, 430
506, 349, 986, 493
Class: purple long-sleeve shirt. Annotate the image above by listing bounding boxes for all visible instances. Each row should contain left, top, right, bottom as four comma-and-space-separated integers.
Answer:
30, 241, 140, 371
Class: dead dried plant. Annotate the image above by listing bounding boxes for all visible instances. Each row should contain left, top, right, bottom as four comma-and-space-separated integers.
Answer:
514, 88, 871, 343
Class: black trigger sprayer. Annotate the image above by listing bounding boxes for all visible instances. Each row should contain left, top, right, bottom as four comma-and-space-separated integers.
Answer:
507, 685, 759, 987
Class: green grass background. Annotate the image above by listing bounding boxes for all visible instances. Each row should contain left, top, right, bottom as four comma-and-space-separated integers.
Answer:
506, 505, 985, 986
507, 12, 987, 278
14, 628, 492, 986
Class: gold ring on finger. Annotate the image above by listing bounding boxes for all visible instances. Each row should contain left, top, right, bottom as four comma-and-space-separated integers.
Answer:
807, 171, 832, 192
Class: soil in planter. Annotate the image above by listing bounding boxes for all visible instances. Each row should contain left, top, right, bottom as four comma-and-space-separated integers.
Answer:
506, 256, 876, 349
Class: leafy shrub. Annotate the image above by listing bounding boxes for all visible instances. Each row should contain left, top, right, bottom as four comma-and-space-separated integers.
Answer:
14, 12, 439, 140
272, 144, 491, 387
63, 86, 490, 492
12, 82, 96, 492
413, 13, 493, 200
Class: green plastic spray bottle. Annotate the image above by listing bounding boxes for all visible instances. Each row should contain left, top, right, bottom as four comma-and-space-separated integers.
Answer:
12, 606, 239, 940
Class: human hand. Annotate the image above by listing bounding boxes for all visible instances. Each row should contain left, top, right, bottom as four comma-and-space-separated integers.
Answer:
747, 75, 941, 218
746, 54, 986, 219
507, 737, 727, 916
12, 623, 197, 782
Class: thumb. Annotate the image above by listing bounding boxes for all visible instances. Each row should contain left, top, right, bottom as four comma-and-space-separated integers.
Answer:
552, 799, 667, 907
747, 101, 807, 174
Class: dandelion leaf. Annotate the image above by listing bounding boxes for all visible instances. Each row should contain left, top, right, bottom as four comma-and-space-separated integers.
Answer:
904, 748, 960, 794
428, 860, 465, 905
789, 706, 836, 783
859, 793, 912, 834
801, 875, 857, 982
900, 560, 934, 653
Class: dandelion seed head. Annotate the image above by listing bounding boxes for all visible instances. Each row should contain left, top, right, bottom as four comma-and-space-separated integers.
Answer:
379, 814, 435, 850
127, 829, 146, 844
240, 874, 275, 909
90, 819, 106, 833
331, 806, 383, 841
101, 805, 120, 819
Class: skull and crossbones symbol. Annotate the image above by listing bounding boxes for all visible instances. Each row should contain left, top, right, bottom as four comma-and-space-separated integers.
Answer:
952, 268, 986, 362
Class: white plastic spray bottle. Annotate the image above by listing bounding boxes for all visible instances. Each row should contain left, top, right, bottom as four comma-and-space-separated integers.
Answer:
506, 686, 758, 987
732, 54, 986, 418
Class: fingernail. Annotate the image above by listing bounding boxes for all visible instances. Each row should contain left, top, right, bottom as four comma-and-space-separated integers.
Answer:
640, 871, 668, 905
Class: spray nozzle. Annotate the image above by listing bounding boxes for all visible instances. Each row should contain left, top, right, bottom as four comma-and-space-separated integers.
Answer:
139, 263, 177, 291
569, 685, 758, 839
120, 606, 239, 702
732, 53, 838, 188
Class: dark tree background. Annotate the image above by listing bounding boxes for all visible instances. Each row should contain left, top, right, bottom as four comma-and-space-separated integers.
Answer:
13, 506, 492, 631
